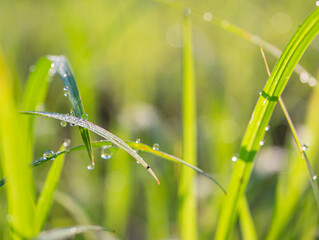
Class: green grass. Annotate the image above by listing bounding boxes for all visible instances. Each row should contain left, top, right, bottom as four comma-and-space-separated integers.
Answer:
0, 1, 319, 239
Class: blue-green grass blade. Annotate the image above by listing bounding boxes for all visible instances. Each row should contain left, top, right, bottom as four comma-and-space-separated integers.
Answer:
34, 144, 67, 233
47, 56, 94, 167
32, 225, 112, 240
21, 111, 160, 184
215, 7, 319, 240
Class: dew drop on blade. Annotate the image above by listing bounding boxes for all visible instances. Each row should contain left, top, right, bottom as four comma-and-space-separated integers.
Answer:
232, 156, 238, 162
265, 125, 270, 131
63, 86, 69, 97
302, 144, 308, 151
101, 145, 111, 160
43, 150, 54, 159
136, 161, 141, 164
60, 121, 67, 127
135, 138, 141, 144
313, 175, 317, 181
63, 139, 71, 147
87, 164, 95, 170
152, 143, 160, 151
259, 141, 265, 146
81, 113, 88, 121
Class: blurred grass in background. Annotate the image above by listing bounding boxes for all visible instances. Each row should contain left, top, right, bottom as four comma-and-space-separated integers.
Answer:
0, 0, 318, 239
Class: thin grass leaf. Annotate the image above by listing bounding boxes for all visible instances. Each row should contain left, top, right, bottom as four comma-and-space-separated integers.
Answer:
179, 9, 198, 240
24, 140, 226, 193
47, 55, 94, 167
215, 8, 319, 240
34, 143, 67, 233
32, 225, 112, 240
267, 77, 319, 239
260, 45, 319, 208
22, 111, 160, 184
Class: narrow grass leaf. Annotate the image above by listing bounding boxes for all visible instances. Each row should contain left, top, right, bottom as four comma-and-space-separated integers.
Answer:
23, 140, 226, 193
0, 48, 35, 239
179, 9, 198, 240
22, 111, 160, 184
215, 8, 319, 240
32, 225, 112, 240
47, 55, 94, 167
34, 143, 67, 233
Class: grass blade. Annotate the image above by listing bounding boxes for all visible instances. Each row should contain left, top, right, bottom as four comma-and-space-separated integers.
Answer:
215, 8, 319, 240
26, 140, 226, 193
47, 56, 95, 168
32, 225, 112, 240
34, 143, 67, 233
0, 48, 35, 239
179, 9, 198, 240
21, 111, 160, 184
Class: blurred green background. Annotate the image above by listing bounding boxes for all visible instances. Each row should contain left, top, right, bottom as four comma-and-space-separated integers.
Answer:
0, 0, 318, 239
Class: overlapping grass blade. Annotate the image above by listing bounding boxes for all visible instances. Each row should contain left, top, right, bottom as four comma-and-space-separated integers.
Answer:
47, 56, 94, 167
238, 197, 257, 240
267, 81, 319, 239
32, 225, 111, 240
34, 144, 67, 233
22, 111, 160, 184
215, 8, 319, 240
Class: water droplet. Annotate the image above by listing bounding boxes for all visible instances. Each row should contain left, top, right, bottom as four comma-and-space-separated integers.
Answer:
43, 150, 54, 159
101, 145, 112, 160
63, 86, 69, 97
87, 164, 95, 170
259, 92, 262, 95
203, 12, 213, 21
152, 143, 160, 151
81, 113, 88, 121
135, 138, 141, 144
60, 121, 67, 127
183, 7, 191, 16
316, 0, 319, 6
232, 156, 238, 162
70, 109, 75, 116
300, 71, 309, 83
259, 141, 265, 146
63, 139, 71, 148
313, 175, 317, 180
309, 77, 317, 87
302, 144, 308, 151
136, 161, 141, 164
66, 149, 71, 154
265, 125, 270, 131
63, 73, 67, 78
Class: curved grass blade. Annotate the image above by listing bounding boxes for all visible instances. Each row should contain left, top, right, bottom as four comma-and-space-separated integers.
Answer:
22, 111, 160, 184
47, 55, 94, 168
34, 143, 67, 233
26, 140, 226, 194
32, 225, 112, 240
215, 8, 319, 240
